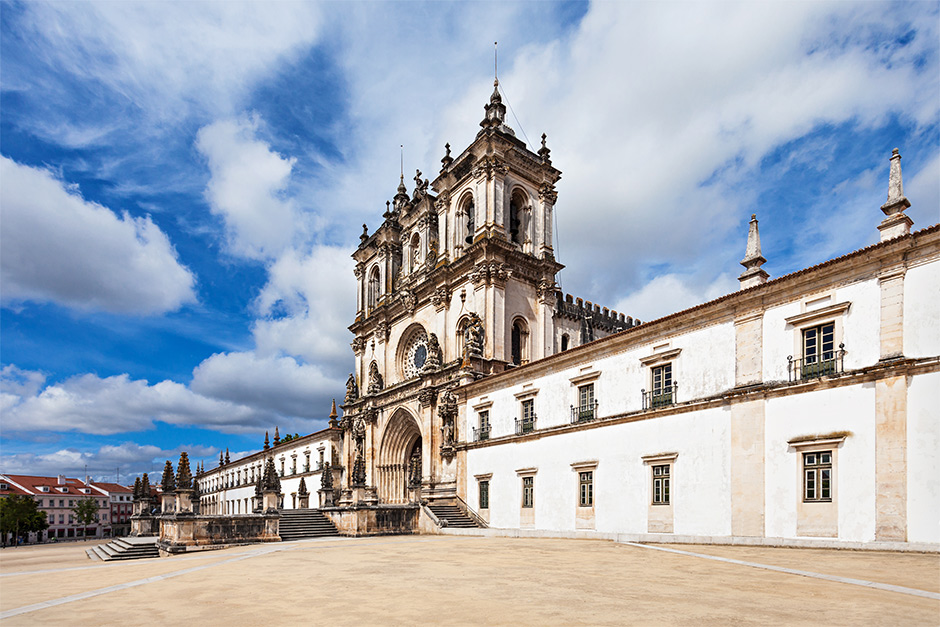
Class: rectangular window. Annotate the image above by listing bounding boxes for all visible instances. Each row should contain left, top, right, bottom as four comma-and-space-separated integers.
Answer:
802, 323, 836, 377
522, 476, 534, 508
652, 464, 670, 504
521, 399, 535, 433
479, 480, 490, 510
651, 364, 673, 408
577, 384, 595, 421
579, 471, 594, 507
803, 451, 832, 502
478, 410, 490, 441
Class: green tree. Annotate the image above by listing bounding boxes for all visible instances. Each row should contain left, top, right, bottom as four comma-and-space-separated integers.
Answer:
72, 497, 98, 541
0, 495, 48, 546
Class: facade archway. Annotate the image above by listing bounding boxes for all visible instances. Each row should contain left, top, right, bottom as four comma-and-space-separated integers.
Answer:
377, 408, 422, 504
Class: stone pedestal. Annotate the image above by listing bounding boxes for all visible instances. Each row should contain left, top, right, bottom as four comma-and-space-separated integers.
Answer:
318, 489, 334, 508
175, 489, 194, 514
298, 494, 310, 509
262, 489, 279, 513
161, 493, 176, 514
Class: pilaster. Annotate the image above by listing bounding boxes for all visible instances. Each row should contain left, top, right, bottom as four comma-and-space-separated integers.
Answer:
875, 375, 908, 541
879, 268, 906, 361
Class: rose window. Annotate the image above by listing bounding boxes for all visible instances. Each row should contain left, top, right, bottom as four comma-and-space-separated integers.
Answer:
401, 329, 429, 379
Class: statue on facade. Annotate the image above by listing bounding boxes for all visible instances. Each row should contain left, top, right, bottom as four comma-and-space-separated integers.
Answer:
464, 313, 484, 360
408, 449, 422, 488
465, 200, 475, 245
438, 389, 458, 449
367, 361, 384, 394
320, 462, 333, 491
413, 169, 429, 199
421, 333, 442, 373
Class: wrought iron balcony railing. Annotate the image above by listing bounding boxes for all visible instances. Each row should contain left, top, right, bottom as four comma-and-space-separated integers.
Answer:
642, 383, 678, 410
473, 426, 491, 442
788, 345, 845, 382
515, 415, 537, 435
570, 400, 599, 424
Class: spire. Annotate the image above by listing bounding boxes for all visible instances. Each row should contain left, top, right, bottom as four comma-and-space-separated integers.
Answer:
219, 450, 224, 467
878, 148, 913, 242
273, 427, 280, 446
738, 214, 769, 290
224, 448, 230, 464
263, 431, 270, 450
329, 399, 339, 428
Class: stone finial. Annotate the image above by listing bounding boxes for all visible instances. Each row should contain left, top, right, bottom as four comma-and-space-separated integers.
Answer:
878, 148, 913, 242
219, 450, 224, 466
329, 399, 339, 428
133, 476, 142, 501
360, 224, 369, 245
176, 452, 193, 490
161, 460, 176, 493
263, 431, 270, 450
739, 214, 770, 290
273, 428, 280, 446
141, 472, 151, 498
441, 143, 453, 169
225, 448, 230, 464
538, 133, 552, 164
479, 79, 513, 135
298, 476, 308, 496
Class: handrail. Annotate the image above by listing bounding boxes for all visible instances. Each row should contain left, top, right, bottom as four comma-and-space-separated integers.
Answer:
454, 493, 488, 529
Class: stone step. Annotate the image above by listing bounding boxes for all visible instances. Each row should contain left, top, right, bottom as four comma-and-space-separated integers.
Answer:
428, 503, 482, 529
86, 538, 160, 561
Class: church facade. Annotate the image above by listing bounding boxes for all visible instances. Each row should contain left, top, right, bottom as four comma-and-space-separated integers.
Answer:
197, 85, 938, 549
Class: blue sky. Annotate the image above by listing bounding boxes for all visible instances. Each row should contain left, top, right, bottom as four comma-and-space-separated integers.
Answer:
1, 1, 938, 482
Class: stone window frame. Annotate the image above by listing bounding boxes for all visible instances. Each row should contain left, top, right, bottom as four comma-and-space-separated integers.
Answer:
475, 473, 493, 511
784, 297, 850, 367
516, 467, 537, 510
571, 460, 598, 509
787, 434, 847, 503
640, 346, 681, 407
472, 399, 493, 441
570, 368, 601, 420
642, 452, 678, 506
510, 316, 530, 366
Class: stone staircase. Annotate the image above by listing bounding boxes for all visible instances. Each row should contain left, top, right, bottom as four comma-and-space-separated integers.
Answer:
87, 537, 160, 561
427, 501, 483, 528
278, 508, 340, 540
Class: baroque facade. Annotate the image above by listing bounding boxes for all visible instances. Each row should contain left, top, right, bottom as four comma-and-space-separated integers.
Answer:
194, 86, 938, 549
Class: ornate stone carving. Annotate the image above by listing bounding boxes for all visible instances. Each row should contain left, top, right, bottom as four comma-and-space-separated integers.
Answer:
367, 361, 384, 395
539, 183, 558, 206
363, 408, 379, 424
421, 333, 442, 373
375, 322, 389, 343
438, 389, 458, 460
431, 286, 451, 309
463, 313, 484, 359
472, 156, 509, 181
298, 476, 308, 496
320, 462, 333, 491
537, 278, 556, 303
413, 169, 429, 200
353, 262, 364, 279
418, 387, 438, 407
351, 336, 366, 355
176, 452, 193, 490
161, 460, 176, 493
469, 262, 511, 287
399, 289, 417, 314
345, 373, 359, 404
408, 447, 422, 488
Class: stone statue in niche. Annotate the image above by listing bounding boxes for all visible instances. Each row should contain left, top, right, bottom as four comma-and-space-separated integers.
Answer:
421, 333, 442, 373
465, 199, 475, 245
463, 313, 484, 360
367, 361, 384, 395
438, 389, 458, 449
345, 373, 359, 404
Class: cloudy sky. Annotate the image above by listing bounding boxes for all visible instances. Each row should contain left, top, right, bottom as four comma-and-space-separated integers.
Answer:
1, 1, 937, 482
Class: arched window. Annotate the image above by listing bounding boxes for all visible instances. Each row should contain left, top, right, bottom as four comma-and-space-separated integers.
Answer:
462, 195, 475, 245
367, 266, 380, 313
456, 316, 470, 361
511, 318, 529, 366
561, 334, 569, 352
410, 233, 421, 272
509, 191, 524, 244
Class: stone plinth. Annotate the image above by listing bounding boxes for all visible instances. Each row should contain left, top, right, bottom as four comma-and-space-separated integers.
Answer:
161, 493, 176, 514
262, 490, 279, 513
318, 489, 335, 508
157, 513, 281, 554
175, 489, 194, 514
321, 503, 418, 537
298, 494, 310, 509
130, 512, 157, 537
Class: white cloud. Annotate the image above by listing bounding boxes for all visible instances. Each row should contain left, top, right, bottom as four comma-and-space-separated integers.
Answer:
252, 245, 357, 369
1, 371, 264, 436
195, 117, 300, 260
612, 273, 739, 324
0, 441, 218, 482
11, 2, 322, 122
0, 157, 197, 314
191, 352, 342, 418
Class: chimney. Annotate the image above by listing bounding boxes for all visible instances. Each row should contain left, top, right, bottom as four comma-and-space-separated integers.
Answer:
738, 214, 769, 290
57, 474, 67, 485
878, 148, 913, 242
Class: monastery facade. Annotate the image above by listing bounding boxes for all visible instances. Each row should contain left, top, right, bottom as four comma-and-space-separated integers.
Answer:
194, 84, 938, 550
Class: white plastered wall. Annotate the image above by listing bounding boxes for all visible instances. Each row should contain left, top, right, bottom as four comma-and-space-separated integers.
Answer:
764, 384, 876, 542
904, 261, 940, 358
907, 371, 940, 543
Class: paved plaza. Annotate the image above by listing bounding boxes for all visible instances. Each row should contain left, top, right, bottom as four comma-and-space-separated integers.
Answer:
0, 536, 937, 625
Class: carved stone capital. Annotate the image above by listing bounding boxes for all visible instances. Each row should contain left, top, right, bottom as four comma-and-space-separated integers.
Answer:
353, 262, 365, 279
418, 388, 438, 407
472, 156, 509, 181
351, 337, 366, 355
375, 322, 389, 343
430, 286, 451, 310
399, 289, 417, 314
539, 183, 558, 206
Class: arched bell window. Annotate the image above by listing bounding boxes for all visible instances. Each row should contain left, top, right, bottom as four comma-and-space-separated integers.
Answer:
511, 318, 529, 366
367, 266, 380, 314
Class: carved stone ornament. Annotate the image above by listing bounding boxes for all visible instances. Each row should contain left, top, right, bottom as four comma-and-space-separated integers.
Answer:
351, 337, 366, 355
463, 313, 484, 359
364, 408, 379, 424
431, 286, 451, 309
421, 333, 442, 373
537, 278, 556, 303
437, 389, 458, 421
472, 156, 509, 181
539, 183, 558, 206
399, 289, 417, 314
375, 322, 389, 342
413, 169, 429, 200
418, 387, 438, 407
367, 361, 384, 395
470, 262, 511, 287
320, 462, 333, 490
353, 263, 365, 279
345, 373, 359, 404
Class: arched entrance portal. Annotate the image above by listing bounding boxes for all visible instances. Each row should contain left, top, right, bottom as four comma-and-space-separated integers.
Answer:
377, 409, 422, 504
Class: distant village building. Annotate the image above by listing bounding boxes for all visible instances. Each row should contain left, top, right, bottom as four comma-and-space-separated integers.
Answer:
0, 474, 116, 541
193, 85, 937, 549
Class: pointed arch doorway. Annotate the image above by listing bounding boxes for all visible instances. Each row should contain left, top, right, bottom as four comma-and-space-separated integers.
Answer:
377, 409, 422, 504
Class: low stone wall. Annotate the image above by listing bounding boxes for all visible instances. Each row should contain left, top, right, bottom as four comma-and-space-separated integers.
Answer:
323, 504, 418, 536
130, 515, 158, 537
158, 513, 280, 554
